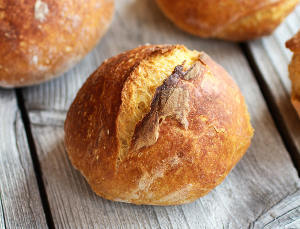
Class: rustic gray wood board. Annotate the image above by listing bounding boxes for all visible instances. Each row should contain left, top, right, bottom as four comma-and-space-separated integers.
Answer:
0, 89, 47, 228
251, 189, 300, 229
248, 6, 300, 156
0, 197, 4, 229
21, 0, 300, 228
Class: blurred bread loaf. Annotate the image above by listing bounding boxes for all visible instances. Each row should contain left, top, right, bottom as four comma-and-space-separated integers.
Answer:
156, 0, 299, 41
0, 0, 114, 87
64, 45, 254, 205
286, 31, 300, 117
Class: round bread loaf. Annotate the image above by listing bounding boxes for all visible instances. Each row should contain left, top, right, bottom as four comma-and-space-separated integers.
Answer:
64, 45, 254, 205
286, 31, 300, 117
156, 0, 299, 41
0, 0, 114, 87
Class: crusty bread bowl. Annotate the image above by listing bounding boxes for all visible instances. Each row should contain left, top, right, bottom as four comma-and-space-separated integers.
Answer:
156, 0, 299, 41
0, 0, 114, 87
64, 45, 254, 205
286, 31, 300, 117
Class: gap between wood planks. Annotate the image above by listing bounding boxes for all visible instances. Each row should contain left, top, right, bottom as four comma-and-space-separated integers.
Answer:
240, 43, 300, 177
15, 89, 55, 229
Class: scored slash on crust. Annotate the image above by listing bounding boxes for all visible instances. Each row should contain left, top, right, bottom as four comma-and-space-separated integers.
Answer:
131, 61, 205, 151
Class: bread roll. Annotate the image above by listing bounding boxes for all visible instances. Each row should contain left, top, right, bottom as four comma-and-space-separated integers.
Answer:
64, 45, 254, 205
0, 0, 114, 87
156, 0, 299, 41
286, 31, 300, 117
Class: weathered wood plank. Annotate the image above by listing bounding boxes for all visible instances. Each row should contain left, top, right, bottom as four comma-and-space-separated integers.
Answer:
0, 192, 5, 229
248, 6, 300, 163
0, 89, 47, 228
251, 189, 300, 229
28, 125, 162, 228
22, 0, 300, 228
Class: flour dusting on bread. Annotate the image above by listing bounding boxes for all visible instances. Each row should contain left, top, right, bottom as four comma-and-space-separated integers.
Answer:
34, 0, 49, 22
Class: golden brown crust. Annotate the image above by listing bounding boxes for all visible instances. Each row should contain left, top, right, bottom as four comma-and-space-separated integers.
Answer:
156, 0, 299, 41
0, 0, 114, 87
286, 32, 300, 117
65, 44, 178, 195
286, 31, 300, 53
65, 45, 254, 205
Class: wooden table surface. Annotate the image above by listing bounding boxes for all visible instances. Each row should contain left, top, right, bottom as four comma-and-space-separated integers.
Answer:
1, 1, 300, 228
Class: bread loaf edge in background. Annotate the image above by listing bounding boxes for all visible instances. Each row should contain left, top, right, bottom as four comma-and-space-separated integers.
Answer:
155, 0, 299, 41
287, 31, 300, 117
0, 0, 114, 87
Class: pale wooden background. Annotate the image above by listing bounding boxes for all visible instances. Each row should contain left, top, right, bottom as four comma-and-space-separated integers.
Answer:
1, 0, 300, 228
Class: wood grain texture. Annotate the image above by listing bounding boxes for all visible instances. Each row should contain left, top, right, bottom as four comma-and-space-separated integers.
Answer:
0, 89, 47, 228
21, 0, 300, 228
251, 189, 300, 229
0, 190, 5, 229
248, 6, 300, 158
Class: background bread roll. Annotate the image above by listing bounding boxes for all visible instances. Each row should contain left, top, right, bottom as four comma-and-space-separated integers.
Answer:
286, 31, 300, 117
64, 45, 254, 205
156, 0, 299, 41
0, 0, 114, 87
